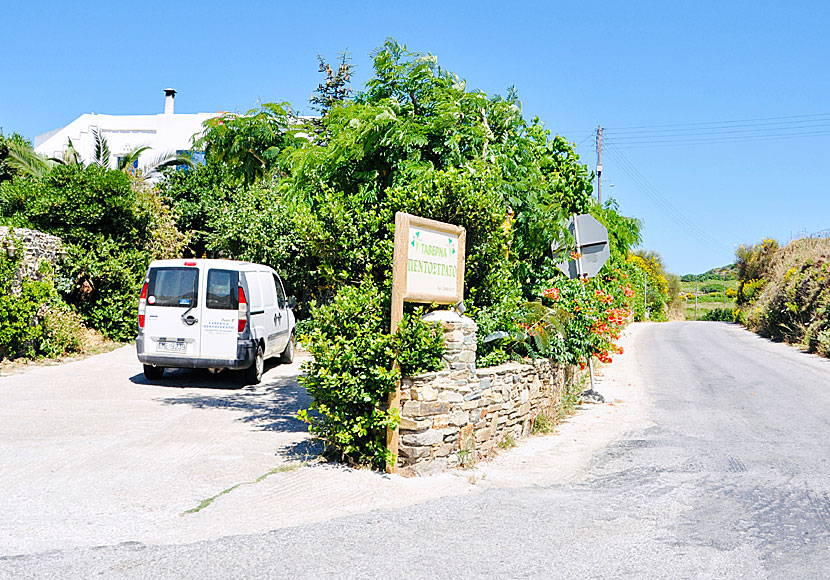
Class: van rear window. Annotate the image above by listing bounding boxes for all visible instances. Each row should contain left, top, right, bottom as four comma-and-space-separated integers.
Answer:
147, 267, 199, 308
206, 269, 239, 310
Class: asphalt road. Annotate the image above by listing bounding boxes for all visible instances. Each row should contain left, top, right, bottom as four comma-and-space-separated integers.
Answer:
3, 322, 830, 579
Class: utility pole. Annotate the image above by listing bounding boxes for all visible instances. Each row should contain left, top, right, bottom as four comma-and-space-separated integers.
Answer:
595, 125, 603, 206
695, 279, 699, 321
722, 274, 727, 308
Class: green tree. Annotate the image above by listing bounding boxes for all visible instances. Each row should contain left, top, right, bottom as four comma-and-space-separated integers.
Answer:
310, 50, 355, 116
197, 103, 300, 185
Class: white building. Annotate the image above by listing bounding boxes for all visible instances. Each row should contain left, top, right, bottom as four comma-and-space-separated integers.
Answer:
34, 90, 217, 170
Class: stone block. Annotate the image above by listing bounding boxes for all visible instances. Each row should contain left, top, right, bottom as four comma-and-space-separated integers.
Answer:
438, 391, 464, 404
458, 351, 476, 363
402, 429, 444, 447
449, 410, 469, 426
398, 444, 431, 459
421, 384, 438, 402
434, 443, 454, 457
399, 416, 432, 431
420, 402, 450, 416
432, 415, 449, 429
464, 390, 483, 402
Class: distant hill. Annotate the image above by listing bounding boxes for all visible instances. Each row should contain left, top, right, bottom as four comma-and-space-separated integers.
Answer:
681, 263, 738, 282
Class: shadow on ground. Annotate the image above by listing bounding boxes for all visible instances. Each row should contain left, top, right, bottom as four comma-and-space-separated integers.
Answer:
130, 361, 312, 434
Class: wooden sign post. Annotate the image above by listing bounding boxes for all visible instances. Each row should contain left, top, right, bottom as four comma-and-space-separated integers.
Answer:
387, 212, 466, 473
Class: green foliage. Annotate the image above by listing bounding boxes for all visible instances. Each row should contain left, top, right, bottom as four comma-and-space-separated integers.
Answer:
0, 164, 145, 246
700, 308, 734, 322
531, 413, 554, 435
297, 280, 399, 468
159, 162, 237, 257
181, 39, 649, 466
0, 131, 34, 184
310, 50, 355, 117
197, 103, 299, 185
394, 308, 445, 376
734, 237, 830, 357
0, 164, 185, 341
736, 238, 779, 305
498, 433, 517, 449
625, 250, 677, 321
297, 280, 446, 468
0, 237, 84, 360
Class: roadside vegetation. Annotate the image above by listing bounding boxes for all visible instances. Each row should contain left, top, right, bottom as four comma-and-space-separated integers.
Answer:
733, 236, 830, 356
0, 41, 679, 466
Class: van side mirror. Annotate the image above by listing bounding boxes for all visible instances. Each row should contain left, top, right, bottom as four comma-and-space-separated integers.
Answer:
287, 296, 297, 309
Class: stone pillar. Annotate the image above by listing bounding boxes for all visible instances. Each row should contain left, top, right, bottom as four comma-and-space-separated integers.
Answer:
421, 310, 478, 373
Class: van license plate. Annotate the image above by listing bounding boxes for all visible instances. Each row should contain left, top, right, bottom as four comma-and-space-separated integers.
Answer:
157, 341, 186, 353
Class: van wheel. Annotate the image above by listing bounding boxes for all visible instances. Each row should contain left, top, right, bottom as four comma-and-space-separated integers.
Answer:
244, 345, 264, 385
280, 334, 295, 364
143, 365, 165, 380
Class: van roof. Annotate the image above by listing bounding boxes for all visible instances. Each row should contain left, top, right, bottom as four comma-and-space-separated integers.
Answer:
148, 259, 269, 269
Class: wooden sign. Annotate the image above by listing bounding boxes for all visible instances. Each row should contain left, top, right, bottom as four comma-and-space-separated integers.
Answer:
387, 212, 466, 473
391, 212, 466, 333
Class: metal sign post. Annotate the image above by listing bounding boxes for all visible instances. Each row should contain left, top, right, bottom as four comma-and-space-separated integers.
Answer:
571, 215, 597, 395
553, 214, 611, 399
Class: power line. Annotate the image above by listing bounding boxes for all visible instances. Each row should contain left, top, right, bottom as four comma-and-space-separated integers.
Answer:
604, 142, 731, 254
606, 128, 830, 147
605, 112, 830, 132
607, 119, 830, 138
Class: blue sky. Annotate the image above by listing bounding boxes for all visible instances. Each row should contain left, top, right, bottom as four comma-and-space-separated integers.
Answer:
3, 0, 828, 275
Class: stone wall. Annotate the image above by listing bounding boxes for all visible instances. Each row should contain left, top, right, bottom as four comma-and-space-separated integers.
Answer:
397, 311, 568, 476
0, 227, 65, 290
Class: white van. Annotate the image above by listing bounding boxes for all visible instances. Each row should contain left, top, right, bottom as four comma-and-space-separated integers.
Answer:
136, 259, 296, 384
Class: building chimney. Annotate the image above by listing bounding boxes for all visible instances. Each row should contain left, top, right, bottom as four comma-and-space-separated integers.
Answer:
164, 88, 176, 115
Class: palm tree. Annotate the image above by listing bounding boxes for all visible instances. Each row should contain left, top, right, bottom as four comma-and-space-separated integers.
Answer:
6, 141, 54, 178
7, 130, 192, 181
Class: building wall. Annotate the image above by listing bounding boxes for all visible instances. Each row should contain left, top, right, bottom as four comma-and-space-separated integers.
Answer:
33, 95, 217, 171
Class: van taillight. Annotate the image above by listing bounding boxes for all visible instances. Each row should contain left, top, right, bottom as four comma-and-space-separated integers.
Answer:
138, 282, 148, 329
238, 286, 248, 332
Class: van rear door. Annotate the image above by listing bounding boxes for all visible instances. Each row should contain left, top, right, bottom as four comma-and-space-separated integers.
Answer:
143, 266, 201, 358
200, 268, 240, 360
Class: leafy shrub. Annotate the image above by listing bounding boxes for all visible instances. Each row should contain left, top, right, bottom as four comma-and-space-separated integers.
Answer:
297, 279, 445, 468
38, 303, 85, 357
700, 308, 734, 322
394, 308, 445, 376
298, 280, 398, 468
0, 239, 84, 360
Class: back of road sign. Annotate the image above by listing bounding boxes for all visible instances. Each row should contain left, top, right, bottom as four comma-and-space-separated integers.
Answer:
554, 214, 610, 279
